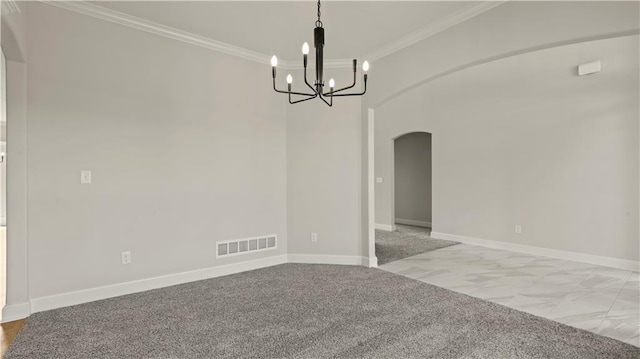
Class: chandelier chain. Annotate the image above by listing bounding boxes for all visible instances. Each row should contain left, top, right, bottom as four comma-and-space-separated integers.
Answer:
316, 0, 323, 28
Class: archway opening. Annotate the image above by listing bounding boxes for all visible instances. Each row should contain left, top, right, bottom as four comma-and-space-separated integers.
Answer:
393, 132, 432, 231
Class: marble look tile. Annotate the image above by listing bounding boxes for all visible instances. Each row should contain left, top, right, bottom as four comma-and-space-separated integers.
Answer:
380, 241, 639, 347
558, 261, 599, 274
561, 289, 620, 309
457, 272, 506, 285
512, 265, 558, 277
519, 282, 579, 302
607, 288, 640, 318
417, 272, 476, 288
506, 294, 561, 317
616, 284, 640, 304
537, 271, 591, 285
490, 272, 541, 287
530, 257, 568, 268
379, 263, 413, 275
547, 299, 610, 330
394, 267, 432, 280
413, 269, 454, 280
560, 316, 609, 331
590, 266, 634, 280
576, 273, 629, 291
596, 314, 640, 343
469, 284, 525, 300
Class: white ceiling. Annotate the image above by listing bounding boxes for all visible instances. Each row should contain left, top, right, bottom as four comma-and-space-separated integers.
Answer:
89, 1, 476, 61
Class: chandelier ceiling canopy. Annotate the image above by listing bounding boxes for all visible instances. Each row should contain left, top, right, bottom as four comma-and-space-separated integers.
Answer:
271, 0, 369, 106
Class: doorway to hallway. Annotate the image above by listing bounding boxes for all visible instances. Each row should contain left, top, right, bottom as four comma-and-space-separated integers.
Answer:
393, 132, 432, 229
374, 131, 456, 265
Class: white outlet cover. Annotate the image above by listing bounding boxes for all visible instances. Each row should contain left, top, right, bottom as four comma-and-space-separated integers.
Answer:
121, 251, 132, 264
80, 170, 92, 184
311, 233, 318, 242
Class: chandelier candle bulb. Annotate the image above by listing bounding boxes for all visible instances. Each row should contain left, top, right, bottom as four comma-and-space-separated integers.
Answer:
363, 61, 370, 72
302, 42, 310, 55
271, 55, 278, 78
287, 74, 293, 84
329, 78, 335, 88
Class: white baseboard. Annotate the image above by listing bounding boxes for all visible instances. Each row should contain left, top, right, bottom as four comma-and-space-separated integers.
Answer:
395, 218, 432, 228
1, 302, 30, 323
375, 223, 394, 231
288, 254, 368, 266
30, 254, 288, 315
11, 252, 378, 321
431, 232, 640, 272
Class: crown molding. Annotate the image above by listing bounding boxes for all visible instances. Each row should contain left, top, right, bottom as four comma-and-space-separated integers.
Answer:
43, 0, 352, 69
42, 0, 507, 69
43, 0, 271, 65
1, 0, 21, 15
366, 1, 508, 62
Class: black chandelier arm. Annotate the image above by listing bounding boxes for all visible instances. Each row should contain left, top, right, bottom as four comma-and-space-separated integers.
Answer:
322, 77, 356, 96
303, 63, 318, 94
321, 59, 358, 96
323, 74, 355, 96
318, 92, 333, 107
273, 78, 316, 97
328, 75, 367, 97
289, 92, 318, 104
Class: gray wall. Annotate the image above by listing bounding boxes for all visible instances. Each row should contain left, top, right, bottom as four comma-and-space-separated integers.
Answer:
394, 132, 431, 225
375, 34, 639, 261
365, 1, 639, 263
365, 1, 640, 108
2, 1, 29, 317
25, 3, 288, 298
286, 72, 363, 258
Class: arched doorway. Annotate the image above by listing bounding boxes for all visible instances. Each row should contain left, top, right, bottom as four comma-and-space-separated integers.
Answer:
391, 132, 432, 231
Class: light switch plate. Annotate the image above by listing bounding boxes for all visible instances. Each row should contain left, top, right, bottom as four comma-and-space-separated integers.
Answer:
80, 170, 92, 184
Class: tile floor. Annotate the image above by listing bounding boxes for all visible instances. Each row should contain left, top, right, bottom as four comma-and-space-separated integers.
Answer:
379, 243, 640, 346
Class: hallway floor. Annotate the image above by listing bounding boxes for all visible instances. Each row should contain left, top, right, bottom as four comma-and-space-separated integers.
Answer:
375, 224, 457, 265
380, 244, 640, 346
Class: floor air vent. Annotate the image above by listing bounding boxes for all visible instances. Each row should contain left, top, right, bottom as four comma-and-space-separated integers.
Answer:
217, 235, 277, 258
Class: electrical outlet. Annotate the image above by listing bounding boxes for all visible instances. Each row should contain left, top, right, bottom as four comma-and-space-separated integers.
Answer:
310, 232, 318, 242
80, 170, 92, 184
514, 225, 522, 234
121, 251, 132, 264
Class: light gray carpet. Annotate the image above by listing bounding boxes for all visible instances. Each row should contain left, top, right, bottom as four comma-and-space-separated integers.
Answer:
7, 264, 639, 359
376, 224, 458, 265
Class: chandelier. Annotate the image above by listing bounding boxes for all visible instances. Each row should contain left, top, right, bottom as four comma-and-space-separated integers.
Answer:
270, 0, 369, 106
